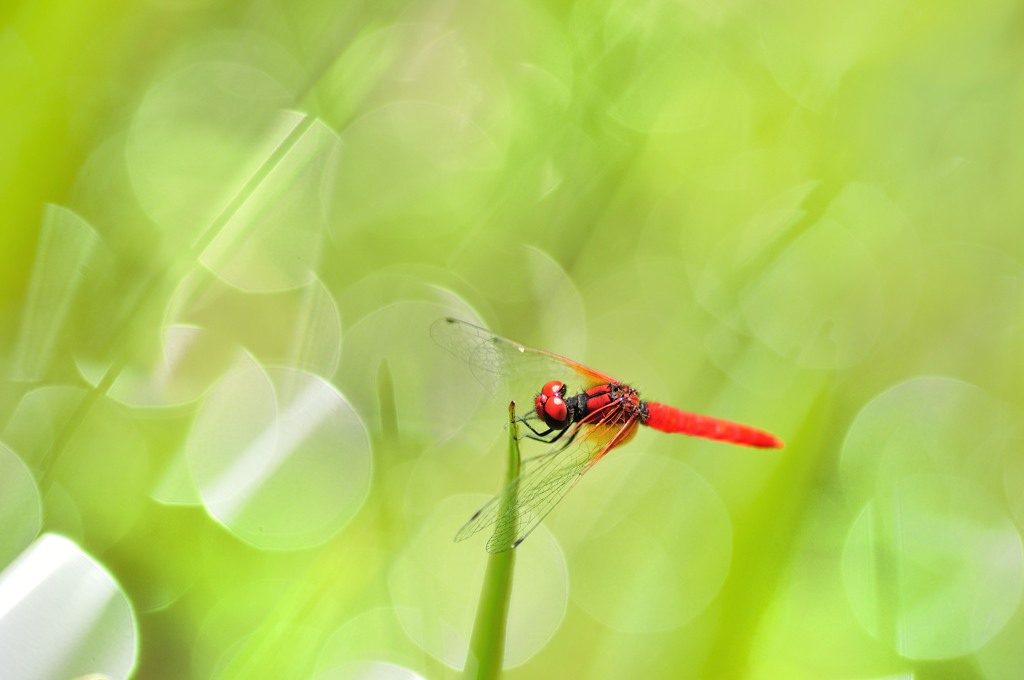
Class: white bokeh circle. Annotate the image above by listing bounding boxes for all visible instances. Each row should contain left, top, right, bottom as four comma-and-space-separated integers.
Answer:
187, 364, 372, 550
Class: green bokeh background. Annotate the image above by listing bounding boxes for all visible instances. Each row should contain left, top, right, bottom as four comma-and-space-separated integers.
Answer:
2, 0, 1023, 678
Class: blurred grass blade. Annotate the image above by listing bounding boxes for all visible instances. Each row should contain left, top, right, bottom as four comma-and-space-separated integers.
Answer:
377, 359, 398, 447
12, 205, 100, 381
195, 115, 340, 291
464, 401, 521, 680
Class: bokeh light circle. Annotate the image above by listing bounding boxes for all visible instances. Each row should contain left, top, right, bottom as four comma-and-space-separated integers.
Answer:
10, 205, 102, 383
387, 494, 568, 669
840, 377, 1013, 504
325, 101, 501, 242
559, 452, 733, 633
1, 387, 148, 549
0, 444, 42, 568
442, 245, 588, 361
314, 661, 426, 680
757, 0, 902, 110
187, 364, 372, 550
197, 117, 339, 292
741, 217, 884, 369
0, 534, 137, 679
315, 606, 424, 677
1005, 446, 1024, 530
167, 273, 343, 380
976, 593, 1024, 679
78, 324, 250, 408
740, 183, 918, 370
841, 474, 1023, 659
338, 300, 482, 441
127, 60, 296, 236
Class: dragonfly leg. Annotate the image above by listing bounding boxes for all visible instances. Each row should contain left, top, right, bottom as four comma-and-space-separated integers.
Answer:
522, 426, 580, 464
518, 417, 574, 445
517, 416, 556, 440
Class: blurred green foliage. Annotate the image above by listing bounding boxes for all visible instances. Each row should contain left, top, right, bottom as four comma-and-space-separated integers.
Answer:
2, 0, 1023, 678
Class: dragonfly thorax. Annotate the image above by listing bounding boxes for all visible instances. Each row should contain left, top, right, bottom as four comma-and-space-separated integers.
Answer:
534, 380, 646, 431
578, 382, 646, 425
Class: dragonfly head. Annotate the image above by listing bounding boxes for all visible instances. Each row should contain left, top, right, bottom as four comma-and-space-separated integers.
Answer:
535, 380, 570, 429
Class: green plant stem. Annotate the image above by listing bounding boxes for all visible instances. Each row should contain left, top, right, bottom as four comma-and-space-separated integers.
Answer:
463, 401, 521, 680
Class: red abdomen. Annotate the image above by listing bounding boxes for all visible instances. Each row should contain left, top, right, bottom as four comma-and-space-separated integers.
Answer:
643, 402, 783, 448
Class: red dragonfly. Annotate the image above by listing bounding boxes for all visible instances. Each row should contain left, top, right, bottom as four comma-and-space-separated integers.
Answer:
432, 317, 783, 552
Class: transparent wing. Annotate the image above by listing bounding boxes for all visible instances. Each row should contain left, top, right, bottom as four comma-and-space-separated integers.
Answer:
456, 414, 640, 553
431, 317, 614, 404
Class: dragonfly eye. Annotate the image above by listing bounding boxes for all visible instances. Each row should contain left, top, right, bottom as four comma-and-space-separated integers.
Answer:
535, 380, 570, 428
536, 394, 568, 427
540, 380, 565, 399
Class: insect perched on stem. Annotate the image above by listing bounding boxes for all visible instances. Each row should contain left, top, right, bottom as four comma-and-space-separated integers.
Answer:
432, 318, 783, 552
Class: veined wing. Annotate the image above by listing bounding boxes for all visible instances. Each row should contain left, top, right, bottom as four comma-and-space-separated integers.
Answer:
455, 410, 640, 553
431, 317, 614, 404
